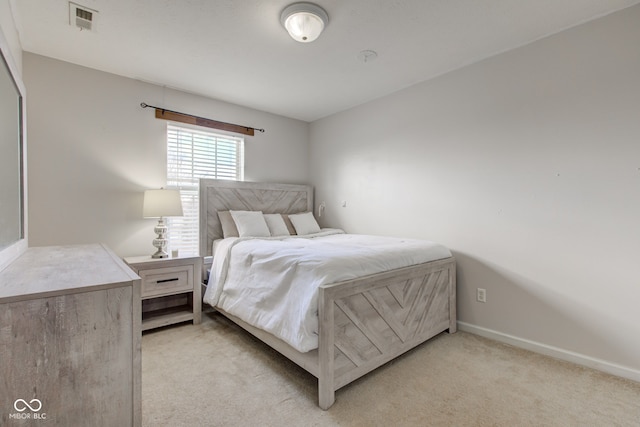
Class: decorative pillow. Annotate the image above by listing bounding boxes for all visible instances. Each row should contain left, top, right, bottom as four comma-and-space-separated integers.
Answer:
230, 210, 271, 237
263, 214, 290, 237
218, 211, 239, 238
288, 212, 321, 235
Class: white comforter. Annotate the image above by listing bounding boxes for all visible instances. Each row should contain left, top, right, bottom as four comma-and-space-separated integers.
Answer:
203, 230, 451, 352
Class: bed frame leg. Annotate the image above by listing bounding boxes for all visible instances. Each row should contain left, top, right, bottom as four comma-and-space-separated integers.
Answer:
318, 286, 335, 410
448, 260, 457, 333
319, 381, 335, 410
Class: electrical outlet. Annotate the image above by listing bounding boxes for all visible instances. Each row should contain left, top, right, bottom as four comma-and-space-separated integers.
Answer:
477, 288, 486, 303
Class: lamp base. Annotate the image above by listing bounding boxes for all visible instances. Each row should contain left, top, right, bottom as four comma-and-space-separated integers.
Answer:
151, 217, 170, 259
151, 248, 169, 259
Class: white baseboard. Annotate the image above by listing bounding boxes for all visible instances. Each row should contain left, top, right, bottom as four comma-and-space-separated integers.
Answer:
457, 321, 640, 383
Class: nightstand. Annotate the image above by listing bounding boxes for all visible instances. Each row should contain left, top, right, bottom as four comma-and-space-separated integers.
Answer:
124, 254, 202, 331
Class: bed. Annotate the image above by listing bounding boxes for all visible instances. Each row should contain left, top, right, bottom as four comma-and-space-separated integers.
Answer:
199, 179, 456, 409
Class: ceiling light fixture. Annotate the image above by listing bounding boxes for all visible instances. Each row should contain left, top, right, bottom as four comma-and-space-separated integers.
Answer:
280, 2, 328, 43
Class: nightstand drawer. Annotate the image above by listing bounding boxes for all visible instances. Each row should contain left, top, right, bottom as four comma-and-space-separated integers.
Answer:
139, 265, 193, 298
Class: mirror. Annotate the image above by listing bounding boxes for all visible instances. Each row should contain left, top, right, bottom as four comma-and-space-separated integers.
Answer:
0, 29, 26, 270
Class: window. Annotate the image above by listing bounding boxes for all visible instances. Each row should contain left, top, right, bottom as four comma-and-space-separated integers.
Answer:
166, 124, 244, 255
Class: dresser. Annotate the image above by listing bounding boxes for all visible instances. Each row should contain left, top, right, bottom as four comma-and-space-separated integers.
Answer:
0, 244, 141, 426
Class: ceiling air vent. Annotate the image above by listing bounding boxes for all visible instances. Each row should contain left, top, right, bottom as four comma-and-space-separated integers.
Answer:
69, 2, 98, 31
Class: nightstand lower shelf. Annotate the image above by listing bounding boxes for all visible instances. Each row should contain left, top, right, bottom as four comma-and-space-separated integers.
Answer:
142, 305, 195, 331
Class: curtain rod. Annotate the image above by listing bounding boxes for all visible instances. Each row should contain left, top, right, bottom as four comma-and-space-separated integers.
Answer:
140, 102, 265, 136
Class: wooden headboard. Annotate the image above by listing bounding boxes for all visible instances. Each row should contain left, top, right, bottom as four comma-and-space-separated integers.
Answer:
198, 179, 313, 257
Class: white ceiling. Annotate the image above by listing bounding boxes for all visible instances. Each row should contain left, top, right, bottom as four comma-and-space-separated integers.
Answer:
13, 0, 640, 122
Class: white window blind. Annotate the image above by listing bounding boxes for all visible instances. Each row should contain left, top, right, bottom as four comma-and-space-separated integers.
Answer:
166, 124, 244, 255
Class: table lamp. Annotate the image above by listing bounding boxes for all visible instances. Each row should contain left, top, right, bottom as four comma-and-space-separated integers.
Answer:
143, 188, 184, 258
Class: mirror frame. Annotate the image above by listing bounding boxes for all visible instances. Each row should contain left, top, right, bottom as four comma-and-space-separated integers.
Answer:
0, 26, 27, 272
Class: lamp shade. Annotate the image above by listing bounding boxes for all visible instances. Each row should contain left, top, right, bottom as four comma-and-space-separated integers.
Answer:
143, 189, 184, 218
281, 2, 328, 43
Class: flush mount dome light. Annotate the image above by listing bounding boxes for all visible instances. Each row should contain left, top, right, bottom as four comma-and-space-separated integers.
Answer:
280, 2, 328, 43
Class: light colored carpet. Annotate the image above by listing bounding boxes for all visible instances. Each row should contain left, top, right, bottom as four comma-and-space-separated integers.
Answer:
142, 312, 640, 427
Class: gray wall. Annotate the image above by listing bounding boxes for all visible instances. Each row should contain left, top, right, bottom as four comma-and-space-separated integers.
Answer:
23, 53, 310, 257
310, 6, 640, 377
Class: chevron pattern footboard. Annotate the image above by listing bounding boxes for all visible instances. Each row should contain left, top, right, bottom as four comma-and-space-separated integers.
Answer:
318, 257, 456, 409
333, 267, 451, 378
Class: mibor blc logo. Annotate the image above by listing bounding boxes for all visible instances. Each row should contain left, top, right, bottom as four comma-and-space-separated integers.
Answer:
9, 398, 46, 420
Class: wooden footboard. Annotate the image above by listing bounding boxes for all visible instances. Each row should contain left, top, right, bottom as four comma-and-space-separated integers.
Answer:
317, 257, 456, 409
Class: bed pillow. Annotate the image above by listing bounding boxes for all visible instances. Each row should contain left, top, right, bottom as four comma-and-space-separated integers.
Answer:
288, 212, 321, 235
263, 214, 290, 237
218, 211, 239, 238
230, 210, 271, 237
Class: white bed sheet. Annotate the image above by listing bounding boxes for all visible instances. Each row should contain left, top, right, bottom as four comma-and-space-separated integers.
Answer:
203, 230, 452, 352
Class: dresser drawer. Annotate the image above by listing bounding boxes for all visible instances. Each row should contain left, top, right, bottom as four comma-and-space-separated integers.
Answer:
139, 265, 193, 298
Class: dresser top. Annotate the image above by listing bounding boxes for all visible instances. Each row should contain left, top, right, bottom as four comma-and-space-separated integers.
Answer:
0, 243, 140, 302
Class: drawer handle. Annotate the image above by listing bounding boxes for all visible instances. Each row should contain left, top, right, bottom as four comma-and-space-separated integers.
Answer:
156, 278, 179, 284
